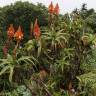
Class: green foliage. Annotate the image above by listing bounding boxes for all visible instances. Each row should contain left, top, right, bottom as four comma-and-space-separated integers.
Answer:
0, 54, 37, 82
2, 85, 31, 96
77, 72, 96, 96
25, 39, 42, 57
77, 47, 96, 95
43, 28, 68, 50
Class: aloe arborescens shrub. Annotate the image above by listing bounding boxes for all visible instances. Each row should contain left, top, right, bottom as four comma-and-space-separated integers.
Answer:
0, 2, 96, 96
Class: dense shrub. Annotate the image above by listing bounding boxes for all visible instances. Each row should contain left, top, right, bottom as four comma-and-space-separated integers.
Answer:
0, 1, 96, 96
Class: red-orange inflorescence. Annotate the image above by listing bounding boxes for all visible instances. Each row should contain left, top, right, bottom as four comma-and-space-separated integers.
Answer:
33, 19, 41, 39
54, 3, 59, 15
48, 1, 54, 14
7, 24, 15, 39
14, 26, 23, 41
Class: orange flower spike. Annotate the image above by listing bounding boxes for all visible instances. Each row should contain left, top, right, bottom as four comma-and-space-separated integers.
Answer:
48, 2, 54, 14
14, 26, 23, 41
33, 19, 41, 39
7, 24, 15, 39
54, 3, 59, 15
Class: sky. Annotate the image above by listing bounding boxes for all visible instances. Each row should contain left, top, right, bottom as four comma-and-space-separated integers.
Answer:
0, 0, 96, 14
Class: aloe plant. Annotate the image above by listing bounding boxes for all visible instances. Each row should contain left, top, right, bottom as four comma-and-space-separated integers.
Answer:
0, 54, 37, 82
